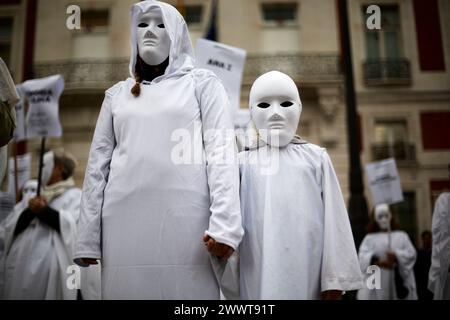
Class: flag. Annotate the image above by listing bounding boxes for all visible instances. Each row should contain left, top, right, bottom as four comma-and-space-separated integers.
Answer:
204, 0, 218, 41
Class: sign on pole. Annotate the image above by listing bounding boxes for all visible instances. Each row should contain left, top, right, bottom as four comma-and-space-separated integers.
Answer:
195, 38, 246, 114
365, 158, 404, 205
23, 74, 64, 139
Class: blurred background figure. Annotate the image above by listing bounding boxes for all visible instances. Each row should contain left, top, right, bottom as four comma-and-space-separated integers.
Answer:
357, 203, 417, 300
0, 57, 18, 188
1, 149, 100, 300
428, 164, 450, 300
414, 230, 433, 300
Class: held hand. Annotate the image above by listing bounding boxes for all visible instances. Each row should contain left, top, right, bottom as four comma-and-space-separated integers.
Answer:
28, 196, 47, 214
377, 259, 395, 269
386, 251, 397, 264
81, 258, 99, 265
203, 235, 234, 262
321, 290, 343, 300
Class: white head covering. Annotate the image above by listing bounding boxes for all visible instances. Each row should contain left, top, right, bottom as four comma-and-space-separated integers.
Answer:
129, 0, 195, 80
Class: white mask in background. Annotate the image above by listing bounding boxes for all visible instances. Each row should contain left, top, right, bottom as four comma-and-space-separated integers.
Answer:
249, 71, 302, 148
22, 179, 38, 204
41, 151, 54, 186
375, 203, 392, 231
136, 8, 170, 66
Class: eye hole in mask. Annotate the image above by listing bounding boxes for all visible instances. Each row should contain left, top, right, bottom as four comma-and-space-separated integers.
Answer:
257, 102, 270, 109
280, 101, 293, 107
157, 23, 165, 28
138, 22, 148, 28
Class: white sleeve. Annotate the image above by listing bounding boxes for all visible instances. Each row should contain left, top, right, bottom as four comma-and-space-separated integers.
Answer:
320, 150, 364, 292
74, 88, 117, 265
358, 235, 375, 273
394, 231, 417, 280
194, 70, 243, 250
428, 194, 450, 295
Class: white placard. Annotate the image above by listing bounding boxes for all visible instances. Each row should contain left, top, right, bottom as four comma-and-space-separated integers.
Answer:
195, 38, 246, 114
365, 158, 404, 205
13, 84, 26, 142
7, 153, 32, 201
23, 74, 64, 139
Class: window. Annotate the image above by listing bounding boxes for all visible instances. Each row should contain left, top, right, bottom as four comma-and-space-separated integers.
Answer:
413, 0, 445, 71
372, 120, 415, 161
261, 2, 298, 25
183, 5, 203, 25
375, 120, 408, 145
259, 2, 300, 53
72, 9, 110, 58
81, 9, 109, 33
0, 17, 13, 68
420, 112, 450, 150
363, 5, 401, 60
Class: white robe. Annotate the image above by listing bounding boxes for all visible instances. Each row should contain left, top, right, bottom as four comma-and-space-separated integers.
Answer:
357, 231, 418, 300
238, 142, 363, 299
2, 188, 101, 300
428, 192, 450, 300
74, 0, 242, 300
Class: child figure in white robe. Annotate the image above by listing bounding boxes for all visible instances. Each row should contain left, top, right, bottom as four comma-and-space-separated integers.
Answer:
238, 71, 363, 300
357, 203, 418, 300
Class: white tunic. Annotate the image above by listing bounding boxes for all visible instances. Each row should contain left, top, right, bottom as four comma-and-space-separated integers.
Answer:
2, 188, 89, 300
428, 192, 450, 300
357, 231, 418, 300
74, 1, 242, 300
239, 142, 363, 299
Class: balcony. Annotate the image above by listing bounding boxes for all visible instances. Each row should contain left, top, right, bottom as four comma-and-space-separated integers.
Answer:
371, 142, 416, 164
363, 58, 411, 86
33, 54, 343, 91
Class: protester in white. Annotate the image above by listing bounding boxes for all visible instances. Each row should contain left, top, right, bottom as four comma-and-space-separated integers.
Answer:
74, 0, 242, 299
0, 57, 19, 186
428, 187, 450, 300
358, 203, 417, 300
2, 150, 100, 300
238, 71, 363, 300
0, 180, 37, 299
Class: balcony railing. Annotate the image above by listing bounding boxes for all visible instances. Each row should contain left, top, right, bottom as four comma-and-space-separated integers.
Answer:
363, 58, 411, 86
371, 142, 416, 162
33, 54, 342, 90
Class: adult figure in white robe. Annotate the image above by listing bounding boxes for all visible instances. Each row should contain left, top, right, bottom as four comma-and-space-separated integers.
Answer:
357, 203, 417, 300
428, 164, 450, 300
2, 150, 100, 300
74, 0, 242, 299
238, 71, 363, 300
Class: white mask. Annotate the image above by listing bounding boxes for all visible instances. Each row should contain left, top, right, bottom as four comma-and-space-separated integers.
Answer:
374, 203, 392, 231
249, 71, 302, 148
41, 151, 54, 186
136, 8, 170, 66
22, 179, 38, 204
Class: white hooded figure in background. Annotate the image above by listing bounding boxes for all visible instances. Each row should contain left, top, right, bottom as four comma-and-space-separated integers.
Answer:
238, 71, 363, 299
2, 151, 100, 300
74, 0, 242, 299
357, 203, 417, 300
0, 180, 35, 299
428, 186, 450, 300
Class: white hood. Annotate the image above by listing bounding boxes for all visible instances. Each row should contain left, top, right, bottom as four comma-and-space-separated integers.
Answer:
129, 0, 195, 80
